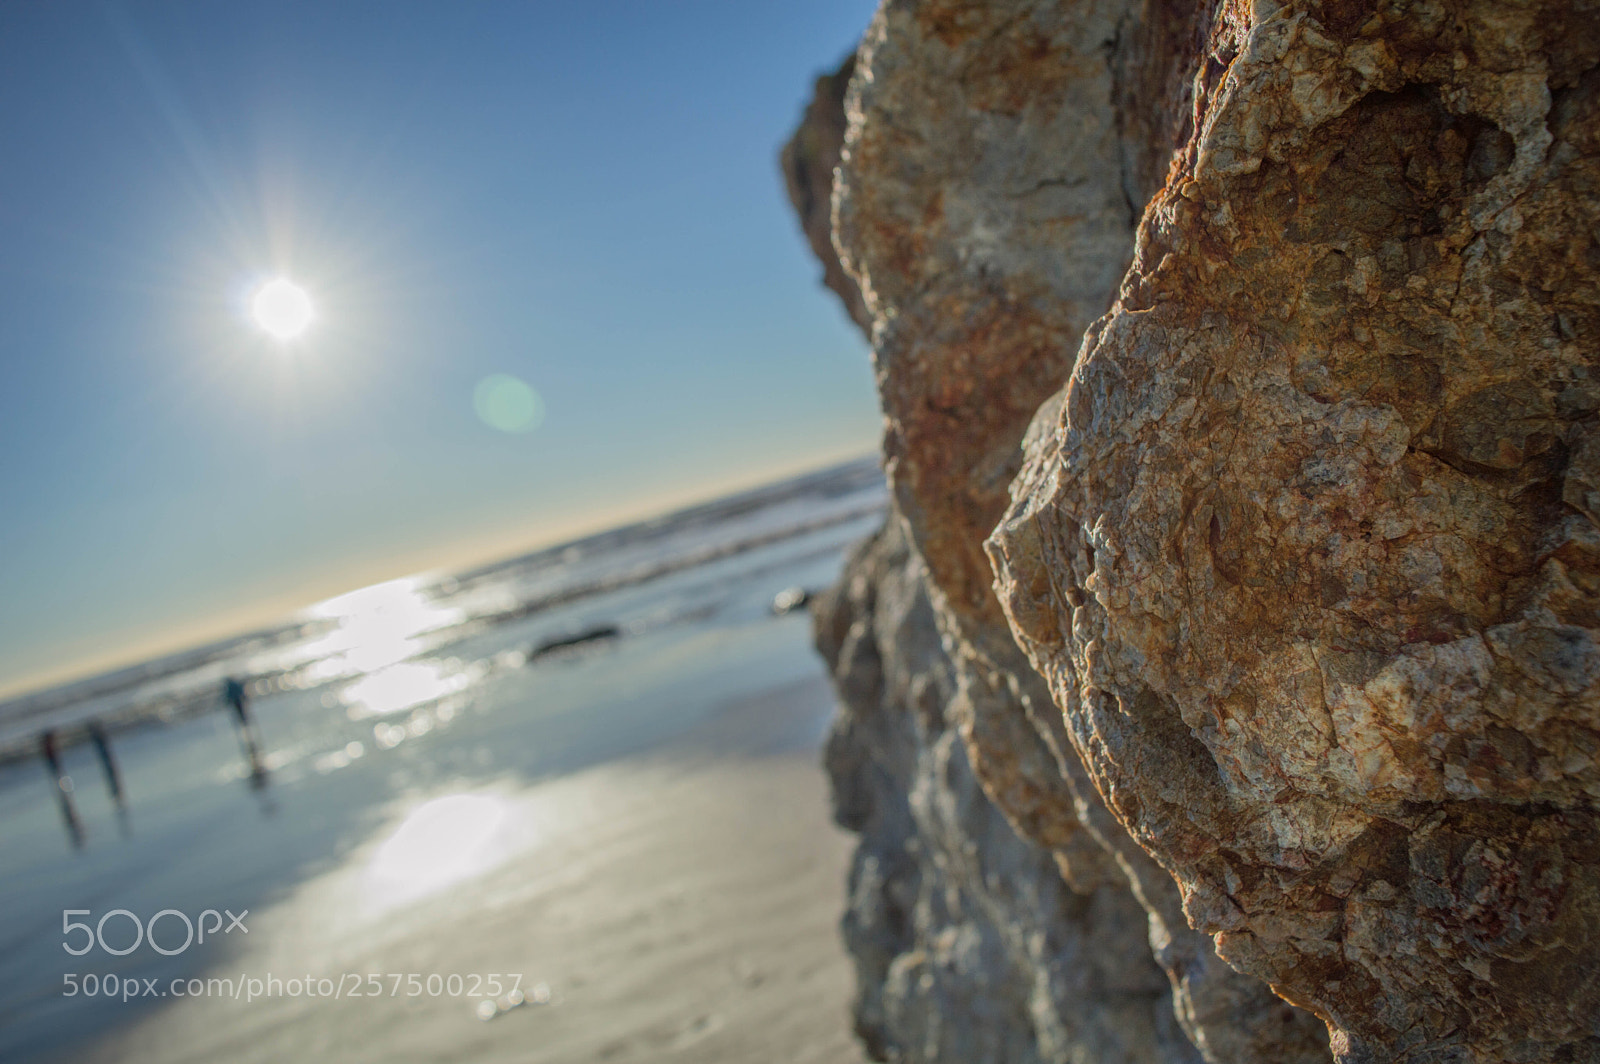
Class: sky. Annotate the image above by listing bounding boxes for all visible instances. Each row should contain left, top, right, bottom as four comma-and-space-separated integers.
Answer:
0, 1, 882, 699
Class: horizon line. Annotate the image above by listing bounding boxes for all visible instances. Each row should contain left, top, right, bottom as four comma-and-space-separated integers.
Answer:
0, 449, 882, 706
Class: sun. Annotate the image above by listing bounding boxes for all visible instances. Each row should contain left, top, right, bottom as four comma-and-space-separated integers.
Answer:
251, 278, 314, 341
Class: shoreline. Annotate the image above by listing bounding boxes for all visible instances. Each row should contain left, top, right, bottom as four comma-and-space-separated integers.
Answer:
69, 674, 866, 1064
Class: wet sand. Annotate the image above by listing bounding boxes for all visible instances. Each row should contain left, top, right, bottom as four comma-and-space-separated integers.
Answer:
78, 676, 866, 1064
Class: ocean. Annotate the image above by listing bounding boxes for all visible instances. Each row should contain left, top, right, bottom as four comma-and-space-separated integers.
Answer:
0, 457, 885, 1064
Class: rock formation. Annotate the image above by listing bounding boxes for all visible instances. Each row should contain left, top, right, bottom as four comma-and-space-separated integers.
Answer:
794, 5, 1330, 1062
781, 53, 872, 334
816, 520, 1199, 1063
792, 1, 1598, 1062
988, 2, 1600, 1061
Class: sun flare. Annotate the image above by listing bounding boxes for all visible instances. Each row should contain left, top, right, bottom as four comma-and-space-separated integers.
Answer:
251, 278, 314, 340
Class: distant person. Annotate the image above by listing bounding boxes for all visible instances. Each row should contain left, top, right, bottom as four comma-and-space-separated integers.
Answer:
224, 676, 250, 725
40, 728, 62, 776
39, 729, 84, 849
222, 677, 268, 789
87, 721, 129, 832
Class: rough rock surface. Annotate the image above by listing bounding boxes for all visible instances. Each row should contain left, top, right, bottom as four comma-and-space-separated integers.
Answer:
985, 2, 1600, 1062
789, 40, 1208, 1064
781, 53, 872, 334
815, 520, 1199, 1064
797, 0, 1600, 1061
819, 1, 1331, 1061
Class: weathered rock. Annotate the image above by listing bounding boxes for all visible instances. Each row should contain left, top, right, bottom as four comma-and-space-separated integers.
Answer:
834, 0, 1139, 637
795, 34, 1205, 1061
816, 520, 1199, 1064
824, 1, 1332, 1061
781, 53, 872, 334
987, 3, 1600, 1061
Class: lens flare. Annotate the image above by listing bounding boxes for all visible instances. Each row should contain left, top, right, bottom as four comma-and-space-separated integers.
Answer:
473, 374, 544, 433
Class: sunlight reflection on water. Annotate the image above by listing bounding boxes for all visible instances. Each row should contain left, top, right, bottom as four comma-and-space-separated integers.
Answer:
341, 660, 480, 719
299, 577, 467, 681
283, 577, 487, 719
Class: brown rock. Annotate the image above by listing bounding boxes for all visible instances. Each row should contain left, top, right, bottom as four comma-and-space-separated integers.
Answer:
989, 2, 1600, 1060
794, 34, 1205, 1061
816, 520, 1201, 1064
826, 1, 1333, 1061
835, 0, 1140, 634
781, 53, 872, 334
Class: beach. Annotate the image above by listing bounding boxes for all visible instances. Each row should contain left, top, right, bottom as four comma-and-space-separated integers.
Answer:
0, 461, 884, 1064
75, 676, 866, 1064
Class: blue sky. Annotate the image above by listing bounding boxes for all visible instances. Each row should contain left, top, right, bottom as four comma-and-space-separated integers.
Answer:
0, 1, 880, 697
